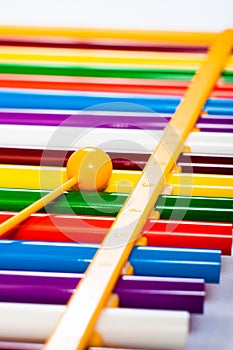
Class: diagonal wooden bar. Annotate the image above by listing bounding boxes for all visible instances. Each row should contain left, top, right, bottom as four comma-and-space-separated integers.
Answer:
44, 29, 233, 350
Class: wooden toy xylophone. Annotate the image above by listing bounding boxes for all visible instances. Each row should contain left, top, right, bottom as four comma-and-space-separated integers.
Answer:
0, 26, 232, 350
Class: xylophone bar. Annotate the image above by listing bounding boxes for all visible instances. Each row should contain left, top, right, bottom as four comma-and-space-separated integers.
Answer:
0, 90, 233, 113
0, 110, 233, 132
177, 153, 233, 175
0, 303, 189, 349
0, 341, 42, 350
0, 212, 231, 255
0, 344, 150, 350
0, 241, 221, 283
0, 147, 232, 175
0, 63, 233, 81
0, 27, 220, 46
1, 125, 232, 154
1, 188, 232, 222
0, 76, 232, 98
0, 40, 210, 52
1, 164, 232, 197
0, 270, 205, 313
1, 47, 233, 68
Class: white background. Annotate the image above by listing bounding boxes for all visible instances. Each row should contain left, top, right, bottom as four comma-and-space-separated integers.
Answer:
0, 0, 232, 31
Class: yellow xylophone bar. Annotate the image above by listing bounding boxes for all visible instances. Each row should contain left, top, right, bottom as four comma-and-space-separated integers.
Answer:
0, 46, 233, 69
1, 165, 233, 198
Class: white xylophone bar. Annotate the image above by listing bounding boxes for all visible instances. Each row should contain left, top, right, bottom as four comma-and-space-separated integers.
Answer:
0, 303, 189, 350
0, 125, 232, 154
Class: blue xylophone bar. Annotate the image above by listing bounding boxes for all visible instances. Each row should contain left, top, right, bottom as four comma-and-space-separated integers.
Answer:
0, 90, 232, 114
0, 240, 221, 283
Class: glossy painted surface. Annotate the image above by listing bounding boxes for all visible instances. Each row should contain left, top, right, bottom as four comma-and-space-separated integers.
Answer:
0, 76, 232, 98
0, 212, 231, 254
0, 271, 205, 313
0, 62, 233, 82
0, 147, 232, 175
0, 188, 232, 222
0, 110, 232, 132
0, 341, 42, 350
0, 240, 221, 282
1, 126, 232, 155
0, 303, 190, 348
0, 90, 232, 114
1, 164, 232, 197
177, 153, 233, 175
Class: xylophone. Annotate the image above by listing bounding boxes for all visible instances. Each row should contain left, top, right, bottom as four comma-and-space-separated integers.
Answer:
0, 26, 232, 350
